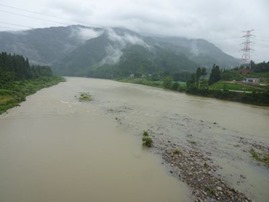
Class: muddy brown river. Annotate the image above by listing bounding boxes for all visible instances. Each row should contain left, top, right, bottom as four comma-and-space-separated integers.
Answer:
0, 77, 269, 202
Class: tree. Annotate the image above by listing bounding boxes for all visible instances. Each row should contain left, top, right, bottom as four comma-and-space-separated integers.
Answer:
201, 67, 207, 76
171, 82, 179, 90
163, 77, 173, 89
208, 64, 221, 85
0, 52, 54, 85
196, 67, 202, 82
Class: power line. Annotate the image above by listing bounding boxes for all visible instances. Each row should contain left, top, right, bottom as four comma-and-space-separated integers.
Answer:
0, 9, 70, 26
0, 20, 33, 29
0, 2, 104, 29
0, 3, 57, 17
0, 3, 88, 26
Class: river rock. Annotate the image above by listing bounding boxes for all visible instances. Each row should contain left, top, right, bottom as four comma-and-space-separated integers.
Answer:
216, 186, 222, 191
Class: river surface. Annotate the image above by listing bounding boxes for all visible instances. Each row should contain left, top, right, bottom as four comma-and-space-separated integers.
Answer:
0, 77, 269, 202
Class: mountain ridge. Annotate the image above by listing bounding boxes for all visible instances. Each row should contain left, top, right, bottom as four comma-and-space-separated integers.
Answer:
0, 25, 240, 78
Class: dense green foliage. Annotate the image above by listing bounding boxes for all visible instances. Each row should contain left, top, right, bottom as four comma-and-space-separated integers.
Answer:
195, 67, 207, 81
0, 52, 64, 114
85, 45, 198, 79
142, 131, 153, 147
163, 77, 173, 89
184, 63, 269, 106
186, 88, 269, 106
220, 69, 244, 81
0, 76, 64, 114
208, 64, 221, 85
121, 62, 269, 106
143, 131, 149, 137
251, 61, 269, 73
0, 52, 53, 87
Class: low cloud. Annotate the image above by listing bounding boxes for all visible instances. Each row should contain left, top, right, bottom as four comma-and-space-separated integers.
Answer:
107, 28, 149, 48
76, 27, 104, 41
100, 28, 150, 65
100, 44, 123, 65
1, 0, 268, 62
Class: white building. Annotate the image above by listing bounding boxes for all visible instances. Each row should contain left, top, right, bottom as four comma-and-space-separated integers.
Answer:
244, 78, 260, 84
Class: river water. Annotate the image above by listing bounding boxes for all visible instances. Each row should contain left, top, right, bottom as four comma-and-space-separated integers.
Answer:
0, 78, 191, 202
0, 77, 269, 202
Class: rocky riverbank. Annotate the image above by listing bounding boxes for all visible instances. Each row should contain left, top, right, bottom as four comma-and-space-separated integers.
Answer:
149, 129, 252, 202
104, 104, 269, 202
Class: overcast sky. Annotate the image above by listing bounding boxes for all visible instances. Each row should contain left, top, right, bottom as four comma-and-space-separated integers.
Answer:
0, 0, 268, 62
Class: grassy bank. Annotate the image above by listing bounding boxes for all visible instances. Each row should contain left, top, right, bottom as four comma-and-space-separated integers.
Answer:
209, 81, 266, 92
0, 76, 65, 114
186, 89, 269, 106
119, 78, 269, 106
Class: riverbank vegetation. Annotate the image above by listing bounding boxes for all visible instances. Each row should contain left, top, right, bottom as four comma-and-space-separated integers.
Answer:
0, 52, 64, 114
119, 61, 269, 106
249, 148, 269, 166
185, 62, 269, 106
142, 130, 153, 147
78, 92, 92, 102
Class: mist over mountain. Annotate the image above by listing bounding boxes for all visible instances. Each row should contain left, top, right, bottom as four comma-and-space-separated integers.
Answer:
0, 25, 240, 78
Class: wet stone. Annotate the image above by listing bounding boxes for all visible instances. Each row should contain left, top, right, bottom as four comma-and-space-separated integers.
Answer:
216, 186, 222, 191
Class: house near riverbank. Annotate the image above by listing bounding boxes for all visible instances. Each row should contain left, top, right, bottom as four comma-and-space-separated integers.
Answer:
244, 78, 260, 84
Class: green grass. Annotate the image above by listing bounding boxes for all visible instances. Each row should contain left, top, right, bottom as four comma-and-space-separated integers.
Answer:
210, 81, 265, 92
247, 72, 269, 78
0, 76, 65, 114
121, 78, 269, 106
0, 95, 14, 104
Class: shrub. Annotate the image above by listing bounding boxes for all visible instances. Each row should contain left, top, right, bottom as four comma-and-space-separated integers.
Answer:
173, 149, 181, 155
143, 130, 149, 137
79, 92, 92, 101
163, 77, 173, 89
178, 85, 186, 92
263, 154, 269, 165
171, 82, 179, 91
250, 148, 269, 166
142, 136, 153, 147
250, 148, 260, 161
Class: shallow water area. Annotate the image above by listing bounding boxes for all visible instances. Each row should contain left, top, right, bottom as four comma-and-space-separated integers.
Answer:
0, 78, 190, 202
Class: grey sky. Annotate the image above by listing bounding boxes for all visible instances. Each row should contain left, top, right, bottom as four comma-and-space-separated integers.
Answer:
0, 0, 268, 62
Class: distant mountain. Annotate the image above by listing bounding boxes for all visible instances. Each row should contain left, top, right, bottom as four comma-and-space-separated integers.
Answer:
0, 25, 240, 78
154, 37, 239, 68
0, 26, 84, 65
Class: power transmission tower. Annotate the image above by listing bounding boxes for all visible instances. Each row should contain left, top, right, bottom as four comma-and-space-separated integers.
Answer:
241, 29, 254, 66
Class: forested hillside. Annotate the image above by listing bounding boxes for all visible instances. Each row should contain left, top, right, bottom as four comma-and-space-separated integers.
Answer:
0, 52, 53, 86
0, 52, 64, 114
